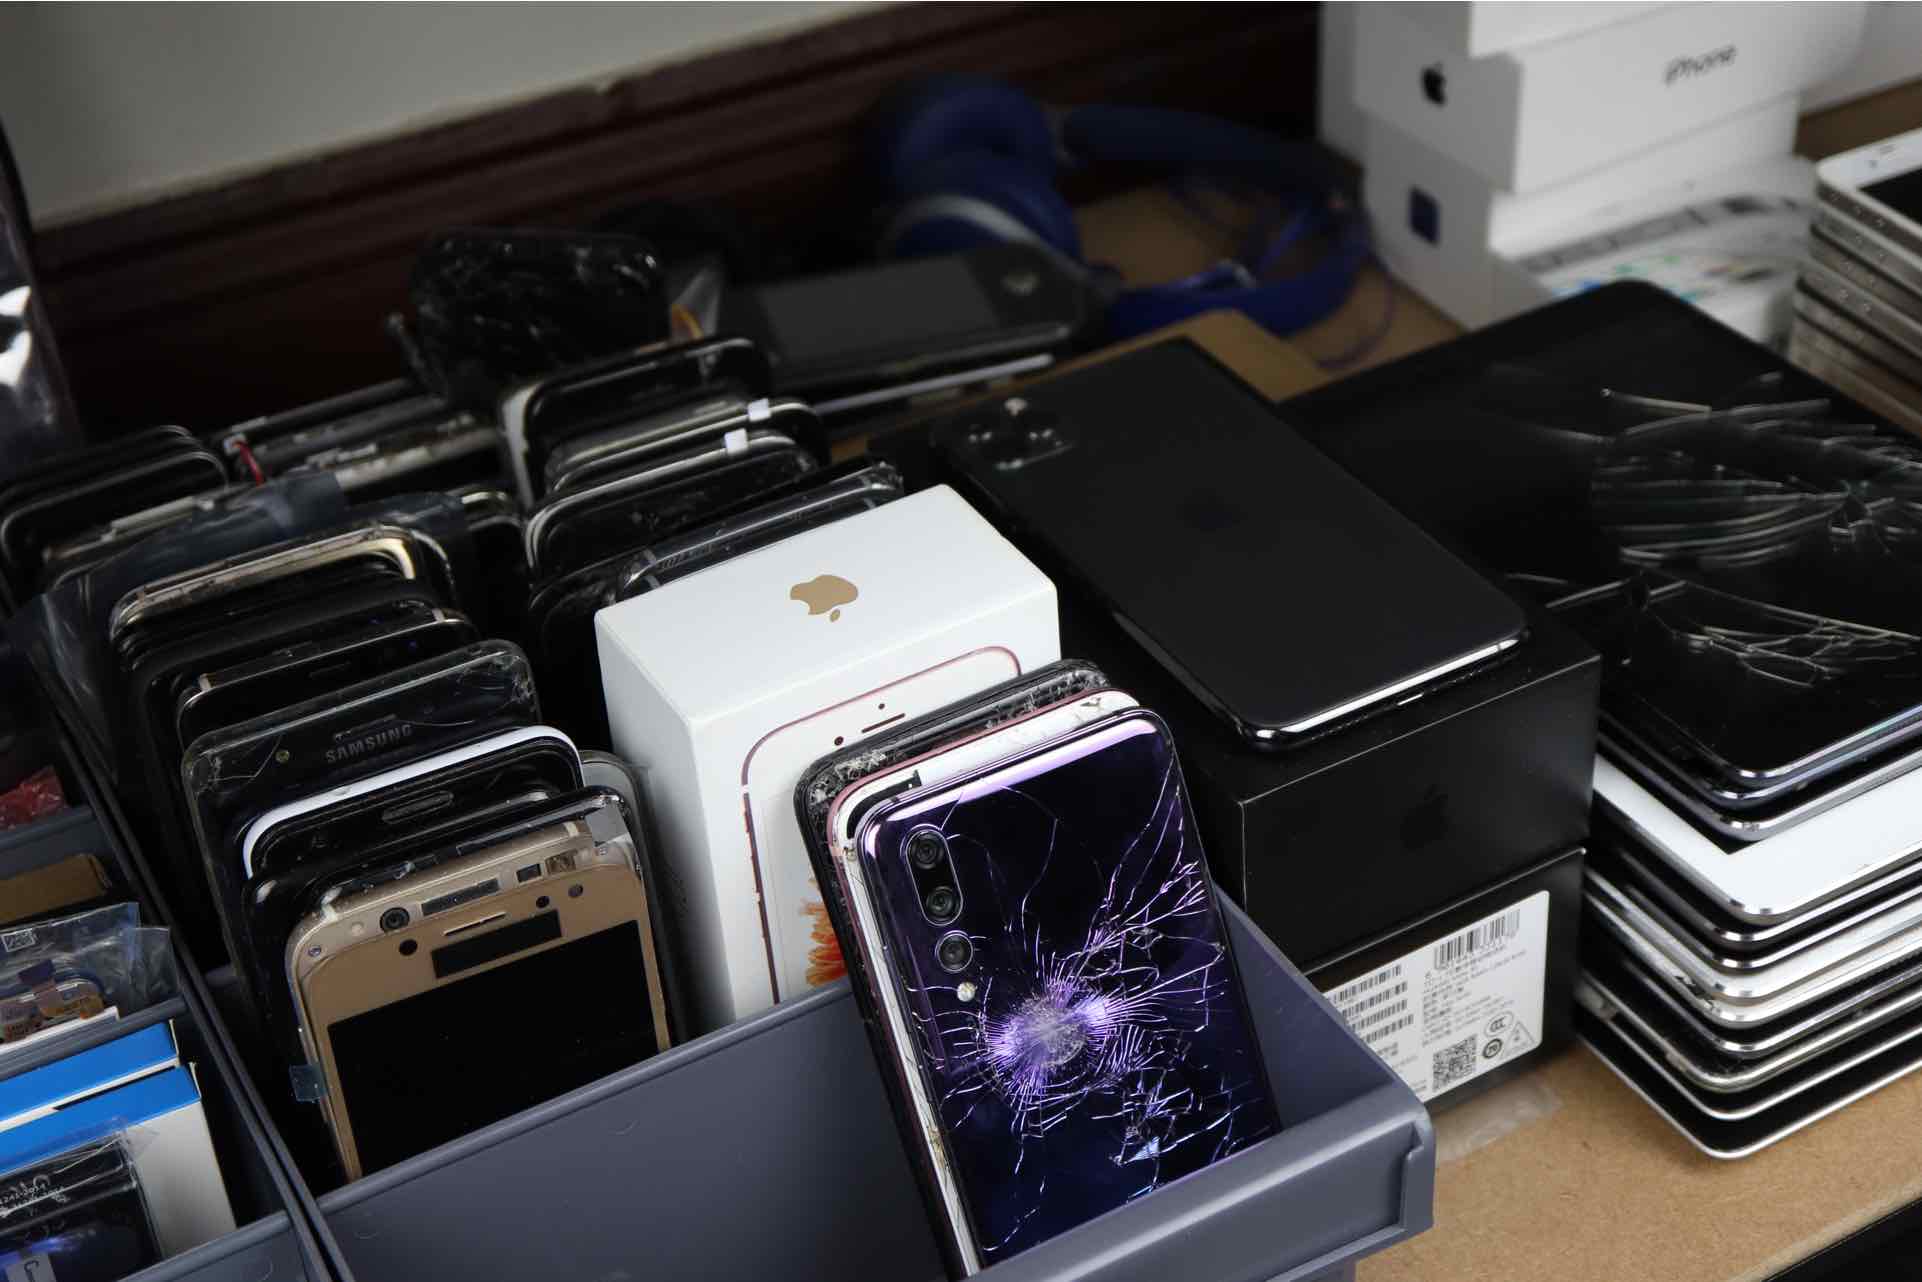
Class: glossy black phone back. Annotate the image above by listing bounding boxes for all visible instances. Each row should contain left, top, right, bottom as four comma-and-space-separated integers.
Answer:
931, 340, 1526, 745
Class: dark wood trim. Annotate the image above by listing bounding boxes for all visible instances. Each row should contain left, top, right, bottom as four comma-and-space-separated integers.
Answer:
34, 2, 1318, 432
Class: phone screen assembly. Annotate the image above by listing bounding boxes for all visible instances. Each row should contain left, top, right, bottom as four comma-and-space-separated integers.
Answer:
288, 818, 667, 1179
739, 647, 1020, 1003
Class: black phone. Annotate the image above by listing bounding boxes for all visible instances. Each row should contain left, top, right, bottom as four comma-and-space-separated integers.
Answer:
237, 733, 583, 1061
524, 434, 817, 582
181, 640, 545, 953
123, 583, 451, 945
615, 458, 902, 597
499, 334, 777, 506
174, 604, 477, 752
722, 244, 1089, 414
929, 339, 1528, 748
543, 394, 819, 497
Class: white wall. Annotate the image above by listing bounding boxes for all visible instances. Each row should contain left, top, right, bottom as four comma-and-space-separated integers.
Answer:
1805, 1, 1922, 111
0, 2, 868, 225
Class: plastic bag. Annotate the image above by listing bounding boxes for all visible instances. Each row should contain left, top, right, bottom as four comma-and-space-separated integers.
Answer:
0, 905, 175, 1046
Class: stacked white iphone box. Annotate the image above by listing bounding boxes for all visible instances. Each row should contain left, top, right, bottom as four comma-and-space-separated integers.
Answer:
1335, 1, 1867, 339
598, 485, 1058, 1032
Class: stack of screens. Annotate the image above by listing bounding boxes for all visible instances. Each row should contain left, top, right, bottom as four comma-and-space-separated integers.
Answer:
1275, 281, 1922, 1157
1574, 577, 1922, 1157
1792, 127, 1922, 435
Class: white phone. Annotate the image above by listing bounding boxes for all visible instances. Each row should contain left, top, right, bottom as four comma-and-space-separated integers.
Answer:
237, 725, 579, 878
1593, 756, 1922, 927
1816, 127, 1922, 264
740, 648, 1023, 1003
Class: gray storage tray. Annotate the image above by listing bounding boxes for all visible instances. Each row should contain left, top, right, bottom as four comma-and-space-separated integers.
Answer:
318, 900, 1433, 1282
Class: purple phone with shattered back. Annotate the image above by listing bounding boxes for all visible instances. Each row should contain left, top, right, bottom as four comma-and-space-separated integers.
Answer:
849, 710, 1279, 1272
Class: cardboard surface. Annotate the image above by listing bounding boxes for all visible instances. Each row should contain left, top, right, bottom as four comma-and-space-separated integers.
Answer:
1362, 1048, 1922, 1282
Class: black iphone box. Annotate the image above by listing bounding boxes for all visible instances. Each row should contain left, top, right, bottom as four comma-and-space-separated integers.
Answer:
1303, 844, 1584, 1111
1060, 592, 1597, 972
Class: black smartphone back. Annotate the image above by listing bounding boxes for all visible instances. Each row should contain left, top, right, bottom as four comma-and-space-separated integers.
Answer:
930, 340, 1527, 746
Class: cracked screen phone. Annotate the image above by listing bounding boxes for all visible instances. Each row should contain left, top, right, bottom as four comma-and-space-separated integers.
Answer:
856, 711, 1278, 1268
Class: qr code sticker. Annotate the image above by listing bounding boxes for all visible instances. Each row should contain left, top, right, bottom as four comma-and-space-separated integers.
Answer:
1432, 1034, 1479, 1092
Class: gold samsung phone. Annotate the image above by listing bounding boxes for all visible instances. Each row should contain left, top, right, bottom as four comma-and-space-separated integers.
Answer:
287, 819, 669, 1179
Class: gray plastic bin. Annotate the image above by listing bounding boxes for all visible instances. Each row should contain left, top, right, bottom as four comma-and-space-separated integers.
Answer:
317, 901, 1433, 1282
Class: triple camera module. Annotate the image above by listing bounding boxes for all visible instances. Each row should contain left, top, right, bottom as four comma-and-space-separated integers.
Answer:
905, 827, 972, 972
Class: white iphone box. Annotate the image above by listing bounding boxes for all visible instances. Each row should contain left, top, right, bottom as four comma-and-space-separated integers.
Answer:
597, 485, 1058, 1031
1379, 2, 1674, 60
1363, 99, 1804, 332
1354, 2, 1864, 192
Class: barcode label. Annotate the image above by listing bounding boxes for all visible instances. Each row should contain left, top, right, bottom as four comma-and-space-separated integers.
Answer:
1334, 980, 1409, 1025
1330, 963, 1403, 1007
1434, 909, 1522, 969
1432, 1035, 1479, 1092
1321, 892, 1550, 1104
1349, 999, 1411, 1035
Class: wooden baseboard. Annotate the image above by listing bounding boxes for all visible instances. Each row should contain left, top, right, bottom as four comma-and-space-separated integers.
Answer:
34, 2, 1318, 433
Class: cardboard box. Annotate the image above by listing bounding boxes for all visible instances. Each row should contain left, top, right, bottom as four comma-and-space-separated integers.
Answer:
1378, 1, 1674, 59
1061, 594, 1598, 973
598, 486, 1057, 1031
1306, 844, 1584, 1111
1354, 2, 1864, 192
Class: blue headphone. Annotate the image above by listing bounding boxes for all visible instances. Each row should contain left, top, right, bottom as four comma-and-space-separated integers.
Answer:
866, 77, 1371, 340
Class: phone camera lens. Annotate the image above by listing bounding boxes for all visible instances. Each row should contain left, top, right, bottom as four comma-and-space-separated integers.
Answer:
379, 907, 411, 933
924, 885, 960, 924
936, 932, 973, 973
906, 829, 947, 870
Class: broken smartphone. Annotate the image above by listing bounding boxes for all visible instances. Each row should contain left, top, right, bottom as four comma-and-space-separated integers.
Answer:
826, 706, 1279, 1273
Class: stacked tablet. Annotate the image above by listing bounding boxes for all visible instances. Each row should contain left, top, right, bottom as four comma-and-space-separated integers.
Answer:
1565, 419, 1922, 1156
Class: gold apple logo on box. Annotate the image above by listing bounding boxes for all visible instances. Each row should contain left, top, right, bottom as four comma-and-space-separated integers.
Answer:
790, 574, 859, 622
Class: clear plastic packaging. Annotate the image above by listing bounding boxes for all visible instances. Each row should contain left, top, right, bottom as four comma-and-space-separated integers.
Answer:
0, 1135, 161, 1282
0, 904, 175, 1051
